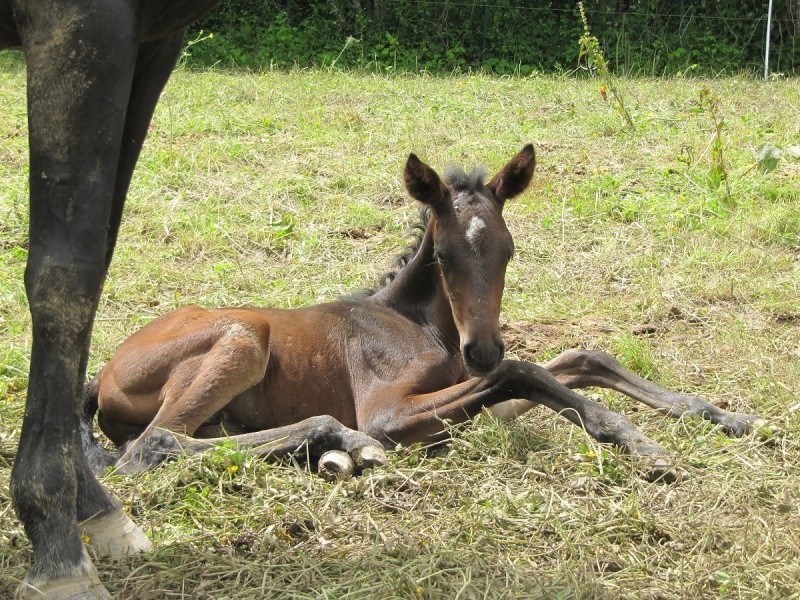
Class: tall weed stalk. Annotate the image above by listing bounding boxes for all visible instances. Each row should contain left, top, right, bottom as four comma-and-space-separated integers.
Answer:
577, 1, 635, 131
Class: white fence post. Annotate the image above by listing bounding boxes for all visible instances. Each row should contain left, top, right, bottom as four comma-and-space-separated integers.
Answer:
765, 0, 774, 81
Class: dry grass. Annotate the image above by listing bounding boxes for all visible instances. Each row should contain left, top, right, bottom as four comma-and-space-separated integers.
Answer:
1, 65, 799, 598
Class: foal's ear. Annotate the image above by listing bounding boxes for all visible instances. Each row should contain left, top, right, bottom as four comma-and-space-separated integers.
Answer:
404, 153, 449, 211
486, 144, 536, 203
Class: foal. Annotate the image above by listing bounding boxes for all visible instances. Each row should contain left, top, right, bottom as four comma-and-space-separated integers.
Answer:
82, 145, 764, 481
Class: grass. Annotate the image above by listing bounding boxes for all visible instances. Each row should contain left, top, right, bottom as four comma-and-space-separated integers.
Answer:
1, 64, 800, 598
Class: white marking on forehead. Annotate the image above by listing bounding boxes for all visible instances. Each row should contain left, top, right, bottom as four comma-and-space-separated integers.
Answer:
465, 216, 487, 250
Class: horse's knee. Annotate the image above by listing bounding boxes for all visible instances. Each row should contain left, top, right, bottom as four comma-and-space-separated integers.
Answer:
559, 348, 613, 372
25, 255, 105, 335
490, 359, 543, 393
544, 349, 621, 387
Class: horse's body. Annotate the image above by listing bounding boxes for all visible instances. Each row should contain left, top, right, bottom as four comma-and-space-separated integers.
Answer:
2, 2, 223, 597
83, 147, 764, 491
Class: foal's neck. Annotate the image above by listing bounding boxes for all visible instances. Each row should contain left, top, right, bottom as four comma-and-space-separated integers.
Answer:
371, 219, 458, 350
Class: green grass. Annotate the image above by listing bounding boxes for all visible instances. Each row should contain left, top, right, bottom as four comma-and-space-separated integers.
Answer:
1, 66, 799, 598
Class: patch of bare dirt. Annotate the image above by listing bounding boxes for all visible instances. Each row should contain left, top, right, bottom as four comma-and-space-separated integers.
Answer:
502, 317, 618, 361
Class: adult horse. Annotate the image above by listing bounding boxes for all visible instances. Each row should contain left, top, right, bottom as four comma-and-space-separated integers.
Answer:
81, 146, 763, 488
1, 2, 222, 598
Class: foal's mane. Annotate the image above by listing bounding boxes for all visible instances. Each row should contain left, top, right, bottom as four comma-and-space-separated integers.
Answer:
376, 206, 433, 289
443, 166, 487, 193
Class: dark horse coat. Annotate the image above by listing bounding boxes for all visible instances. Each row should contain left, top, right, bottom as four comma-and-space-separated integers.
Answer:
3, 3, 222, 598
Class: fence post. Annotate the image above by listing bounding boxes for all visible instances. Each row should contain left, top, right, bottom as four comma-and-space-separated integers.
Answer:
765, 0, 773, 80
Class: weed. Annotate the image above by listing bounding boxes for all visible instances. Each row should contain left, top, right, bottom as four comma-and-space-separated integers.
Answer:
753, 142, 783, 174
577, 1, 635, 131
679, 84, 789, 212
179, 30, 214, 68
328, 35, 360, 72
697, 84, 732, 200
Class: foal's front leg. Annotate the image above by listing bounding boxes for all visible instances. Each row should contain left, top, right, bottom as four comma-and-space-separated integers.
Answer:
541, 348, 765, 436
489, 348, 765, 436
124, 416, 388, 481
363, 361, 674, 480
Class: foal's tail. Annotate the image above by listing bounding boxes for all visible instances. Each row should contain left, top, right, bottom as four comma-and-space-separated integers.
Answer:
80, 376, 120, 473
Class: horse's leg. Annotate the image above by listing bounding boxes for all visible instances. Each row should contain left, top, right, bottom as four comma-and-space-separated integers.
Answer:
76, 32, 185, 562
10, 3, 138, 597
538, 348, 765, 436
114, 416, 387, 480
103, 30, 185, 267
489, 349, 764, 436
361, 361, 674, 480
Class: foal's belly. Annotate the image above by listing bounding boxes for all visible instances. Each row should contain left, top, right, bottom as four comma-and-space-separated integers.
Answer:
222, 383, 359, 434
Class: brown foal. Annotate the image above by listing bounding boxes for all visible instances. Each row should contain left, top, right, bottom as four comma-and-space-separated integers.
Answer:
82, 145, 764, 482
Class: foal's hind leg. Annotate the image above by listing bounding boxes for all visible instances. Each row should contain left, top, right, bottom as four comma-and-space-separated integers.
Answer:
541, 348, 765, 436
111, 318, 272, 474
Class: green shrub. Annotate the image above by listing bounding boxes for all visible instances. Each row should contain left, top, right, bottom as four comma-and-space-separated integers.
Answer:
187, 0, 799, 75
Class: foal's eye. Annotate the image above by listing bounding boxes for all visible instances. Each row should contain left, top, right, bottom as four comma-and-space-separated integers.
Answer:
434, 250, 450, 266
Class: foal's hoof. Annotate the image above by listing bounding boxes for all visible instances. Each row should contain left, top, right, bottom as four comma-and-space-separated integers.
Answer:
352, 445, 388, 472
16, 550, 111, 599
318, 450, 355, 481
724, 415, 775, 441
640, 455, 679, 484
81, 508, 152, 557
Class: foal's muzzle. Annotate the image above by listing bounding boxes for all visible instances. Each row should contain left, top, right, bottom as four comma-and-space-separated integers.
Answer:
463, 338, 505, 376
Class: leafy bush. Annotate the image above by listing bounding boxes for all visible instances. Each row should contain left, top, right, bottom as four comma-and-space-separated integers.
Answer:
186, 0, 797, 75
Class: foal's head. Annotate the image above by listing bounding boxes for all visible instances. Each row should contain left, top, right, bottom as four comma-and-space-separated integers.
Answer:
403, 145, 536, 376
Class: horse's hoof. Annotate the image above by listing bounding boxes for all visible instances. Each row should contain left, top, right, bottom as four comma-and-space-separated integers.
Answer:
718, 413, 768, 438
318, 450, 355, 481
352, 445, 388, 471
642, 455, 680, 484
16, 550, 111, 599
16, 578, 111, 600
744, 417, 776, 441
80, 508, 152, 557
